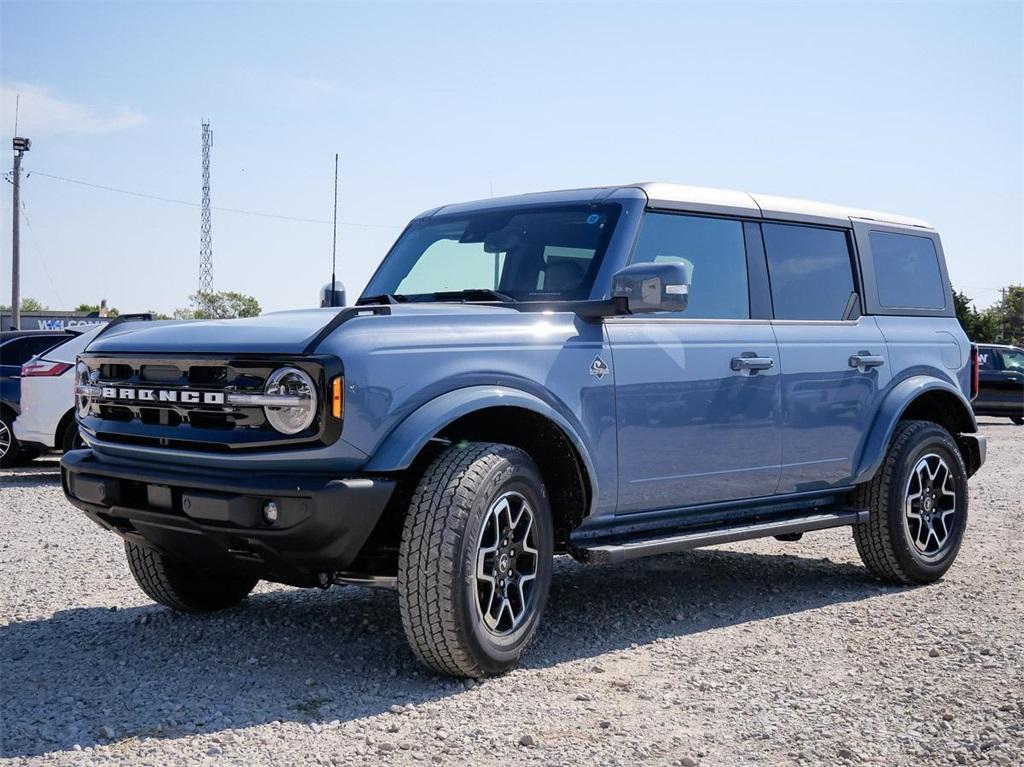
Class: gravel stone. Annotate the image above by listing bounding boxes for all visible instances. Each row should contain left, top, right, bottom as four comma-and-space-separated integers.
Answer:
2, 420, 1022, 765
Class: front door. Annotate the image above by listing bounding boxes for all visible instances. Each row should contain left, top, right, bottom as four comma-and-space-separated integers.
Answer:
607, 212, 781, 513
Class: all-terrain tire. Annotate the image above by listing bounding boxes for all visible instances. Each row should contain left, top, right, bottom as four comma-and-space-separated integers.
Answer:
125, 541, 259, 612
853, 420, 968, 584
397, 442, 554, 678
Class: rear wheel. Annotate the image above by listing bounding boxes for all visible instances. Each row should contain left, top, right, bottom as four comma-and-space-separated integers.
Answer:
397, 442, 553, 678
853, 420, 968, 584
125, 541, 259, 612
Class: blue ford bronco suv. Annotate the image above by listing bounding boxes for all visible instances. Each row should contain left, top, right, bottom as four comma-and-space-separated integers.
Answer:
62, 183, 986, 677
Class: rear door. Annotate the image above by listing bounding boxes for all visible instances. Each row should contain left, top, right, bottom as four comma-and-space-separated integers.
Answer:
764, 223, 891, 493
975, 347, 1003, 410
607, 212, 781, 513
988, 348, 1024, 413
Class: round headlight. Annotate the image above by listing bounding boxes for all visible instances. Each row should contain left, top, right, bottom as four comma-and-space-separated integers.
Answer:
264, 367, 317, 435
76, 362, 93, 417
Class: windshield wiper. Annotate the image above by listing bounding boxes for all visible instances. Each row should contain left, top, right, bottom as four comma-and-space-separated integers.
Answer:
358, 289, 516, 305
356, 293, 407, 306
429, 289, 516, 303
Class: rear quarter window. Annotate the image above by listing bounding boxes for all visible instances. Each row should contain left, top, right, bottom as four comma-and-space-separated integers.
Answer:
869, 231, 946, 310
0, 335, 64, 366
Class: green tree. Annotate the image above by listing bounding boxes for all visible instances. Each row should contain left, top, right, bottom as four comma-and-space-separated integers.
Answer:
1, 298, 47, 312
988, 285, 1024, 347
953, 289, 998, 343
174, 291, 262, 320
75, 303, 120, 317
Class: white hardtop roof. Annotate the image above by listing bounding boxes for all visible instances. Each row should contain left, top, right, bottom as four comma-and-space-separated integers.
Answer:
631, 182, 933, 229
424, 182, 934, 230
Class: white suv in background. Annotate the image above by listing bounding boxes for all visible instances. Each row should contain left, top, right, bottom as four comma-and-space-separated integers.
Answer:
14, 325, 105, 455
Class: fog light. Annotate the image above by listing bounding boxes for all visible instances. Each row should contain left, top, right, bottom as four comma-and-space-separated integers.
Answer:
262, 501, 279, 524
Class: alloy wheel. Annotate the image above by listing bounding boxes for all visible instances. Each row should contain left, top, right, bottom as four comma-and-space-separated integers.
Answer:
474, 491, 540, 635
903, 453, 957, 561
0, 420, 11, 459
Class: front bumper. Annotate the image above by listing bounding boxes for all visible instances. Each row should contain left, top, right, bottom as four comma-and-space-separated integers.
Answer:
61, 449, 396, 587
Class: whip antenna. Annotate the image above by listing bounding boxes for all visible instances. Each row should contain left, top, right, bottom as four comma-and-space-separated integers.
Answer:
330, 153, 338, 307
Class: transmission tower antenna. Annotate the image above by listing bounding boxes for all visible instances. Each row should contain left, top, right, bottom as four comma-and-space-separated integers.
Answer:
199, 121, 214, 293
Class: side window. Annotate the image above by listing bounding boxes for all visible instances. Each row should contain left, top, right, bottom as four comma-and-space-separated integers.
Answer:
25, 336, 63, 358
869, 231, 946, 310
762, 224, 854, 320
1001, 349, 1024, 371
630, 213, 749, 319
1, 336, 60, 366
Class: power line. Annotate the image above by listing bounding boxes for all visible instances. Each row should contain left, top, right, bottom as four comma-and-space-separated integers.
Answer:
24, 169, 401, 229
19, 199, 69, 308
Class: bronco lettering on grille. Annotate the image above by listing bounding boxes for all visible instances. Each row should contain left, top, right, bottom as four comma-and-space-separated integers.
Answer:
98, 387, 226, 405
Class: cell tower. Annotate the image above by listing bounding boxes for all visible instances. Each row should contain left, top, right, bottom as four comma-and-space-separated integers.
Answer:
199, 120, 213, 293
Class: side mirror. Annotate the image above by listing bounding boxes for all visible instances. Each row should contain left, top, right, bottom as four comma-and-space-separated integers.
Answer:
612, 262, 690, 314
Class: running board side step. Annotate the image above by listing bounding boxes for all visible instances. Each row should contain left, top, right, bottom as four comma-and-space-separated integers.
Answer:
577, 509, 868, 565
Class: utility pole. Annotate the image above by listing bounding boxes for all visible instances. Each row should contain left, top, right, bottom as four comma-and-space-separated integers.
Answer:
199, 121, 213, 294
10, 136, 31, 330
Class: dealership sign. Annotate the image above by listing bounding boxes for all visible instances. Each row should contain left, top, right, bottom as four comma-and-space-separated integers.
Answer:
1, 312, 108, 331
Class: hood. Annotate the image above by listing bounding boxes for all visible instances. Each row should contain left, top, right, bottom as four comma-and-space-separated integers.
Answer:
85, 304, 524, 355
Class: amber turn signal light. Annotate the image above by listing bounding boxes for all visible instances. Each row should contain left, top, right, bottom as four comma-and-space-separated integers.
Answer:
332, 376, 344, 419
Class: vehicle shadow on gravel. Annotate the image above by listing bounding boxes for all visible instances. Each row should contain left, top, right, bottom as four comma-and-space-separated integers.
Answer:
1, 547, 893, 757
0, 462, 61, 489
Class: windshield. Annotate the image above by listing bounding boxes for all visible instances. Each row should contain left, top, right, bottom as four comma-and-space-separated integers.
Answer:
362, 204, 621, 303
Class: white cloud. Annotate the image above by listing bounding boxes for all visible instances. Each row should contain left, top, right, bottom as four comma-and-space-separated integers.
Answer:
1, 82, 148, 136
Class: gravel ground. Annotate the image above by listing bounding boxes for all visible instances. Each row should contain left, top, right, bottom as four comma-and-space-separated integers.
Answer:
1, 420, 1021, 766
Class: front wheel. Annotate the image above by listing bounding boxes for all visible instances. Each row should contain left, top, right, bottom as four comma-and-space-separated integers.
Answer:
853, 420, 968, 584
125, 541, 258, 612
398, 442, 554, 678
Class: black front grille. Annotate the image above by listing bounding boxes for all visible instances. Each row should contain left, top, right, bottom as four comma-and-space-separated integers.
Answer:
78, 354, 339, 452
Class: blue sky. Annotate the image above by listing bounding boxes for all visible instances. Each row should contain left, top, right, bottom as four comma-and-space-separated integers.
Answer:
1, 1, 1021, 315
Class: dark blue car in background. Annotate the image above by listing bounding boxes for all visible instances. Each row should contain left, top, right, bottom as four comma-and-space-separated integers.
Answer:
973, 344, 1024, 424
0, 329, 76, 466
